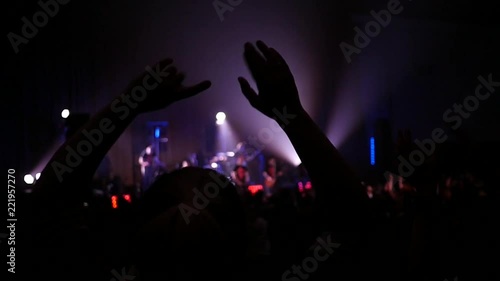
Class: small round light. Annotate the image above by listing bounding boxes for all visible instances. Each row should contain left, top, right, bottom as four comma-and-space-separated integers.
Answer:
215, 112, 226, 125
61, 109, 70, 119
24, 174, 34, 184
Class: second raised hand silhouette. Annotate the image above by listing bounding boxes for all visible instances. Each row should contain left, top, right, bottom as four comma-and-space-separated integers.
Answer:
238, 40, 304, 122
238, 39, 366, 239
35, 58, 211, 190
126, 58, 212, 114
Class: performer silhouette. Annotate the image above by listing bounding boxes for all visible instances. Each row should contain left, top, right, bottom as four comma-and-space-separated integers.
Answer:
138, 145, 164, 192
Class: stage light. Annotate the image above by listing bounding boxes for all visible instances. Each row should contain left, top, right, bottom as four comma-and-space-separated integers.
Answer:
211, 162, 218, 169
154, 127, 160, 139
123, 194, 131, 203
248, 185, 263, 195
111, 195, 118, 209
370, 137, 376, 166
305, 181, 312, 190
216, 112, 226, 125
35, 173, 41, 180
226, 151, 235, 157
24, 174, 34, 184
61, 109, 70, 119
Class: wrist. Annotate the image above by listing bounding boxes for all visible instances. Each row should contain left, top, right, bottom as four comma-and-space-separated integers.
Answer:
106, 97, 140, 127
280, 107, 308, 132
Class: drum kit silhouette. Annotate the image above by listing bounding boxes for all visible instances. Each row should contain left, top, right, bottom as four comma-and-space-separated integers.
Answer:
207, 141, 260, 176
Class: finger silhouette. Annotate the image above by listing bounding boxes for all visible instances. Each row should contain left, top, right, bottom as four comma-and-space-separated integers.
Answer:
256, 40, 273, 61
244, 42, 267, 81
238, 77, 260, 108
180, 80, 212, 99
269, 48, 290, 69
172, 72, 185, 85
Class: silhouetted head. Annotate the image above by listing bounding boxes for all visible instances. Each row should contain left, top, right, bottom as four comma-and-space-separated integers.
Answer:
266, 158, 277, 177
234, 165, 248, 181
133, 167, 246, 280
366, 185, 374, 199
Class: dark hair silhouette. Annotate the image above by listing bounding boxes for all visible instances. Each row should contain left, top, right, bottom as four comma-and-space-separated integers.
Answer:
133, 167, 247, 280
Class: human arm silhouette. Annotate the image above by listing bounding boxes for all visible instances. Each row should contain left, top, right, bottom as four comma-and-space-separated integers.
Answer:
29, 59, 210, 231
26, 58, 210, 279
237, 41, 366, 234
34, 58, 210, 196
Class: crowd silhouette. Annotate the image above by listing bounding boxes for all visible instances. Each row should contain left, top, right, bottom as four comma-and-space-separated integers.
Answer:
23, 41, 499, 281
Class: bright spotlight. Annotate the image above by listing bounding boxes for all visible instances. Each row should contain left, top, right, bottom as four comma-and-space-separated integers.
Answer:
216, 112, 226, 125
61, 109, 70, 119
226, 151, 235, 157
35, 172, 41, 180
24, 174, 34, 184
211, 162, 218, 169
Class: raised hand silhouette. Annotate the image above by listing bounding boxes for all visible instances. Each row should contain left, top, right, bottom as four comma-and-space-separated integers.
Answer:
237, 42, 366, 279
29, 58, 212, 280
238, 41, 303, 122
35, 58, 211, 191
125, 58, 211, 114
